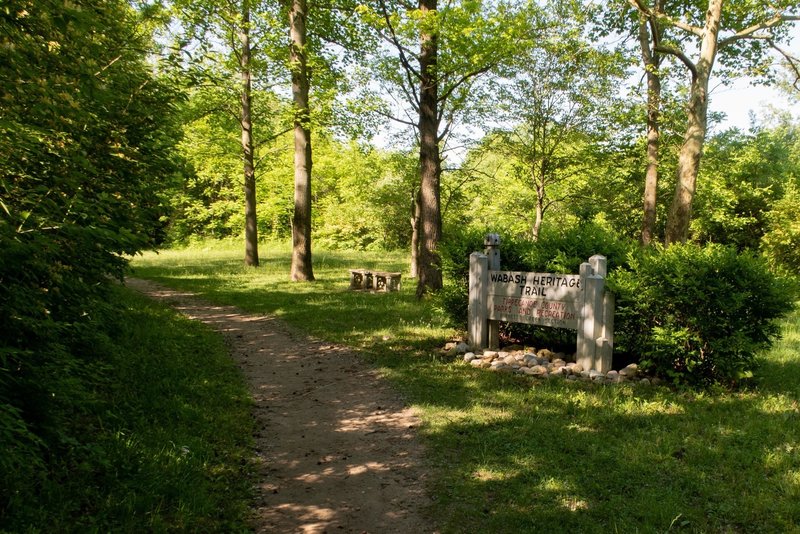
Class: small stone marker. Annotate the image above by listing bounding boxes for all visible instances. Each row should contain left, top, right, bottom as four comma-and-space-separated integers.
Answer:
349, 269, 401, 292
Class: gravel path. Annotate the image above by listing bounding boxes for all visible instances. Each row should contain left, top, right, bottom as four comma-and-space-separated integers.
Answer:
126, 278, 433, 533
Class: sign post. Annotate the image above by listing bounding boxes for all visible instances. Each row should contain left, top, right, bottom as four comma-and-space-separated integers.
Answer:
468, 235, 614, 373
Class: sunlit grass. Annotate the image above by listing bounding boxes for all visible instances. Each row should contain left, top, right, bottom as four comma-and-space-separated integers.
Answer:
131, 241, 800, 533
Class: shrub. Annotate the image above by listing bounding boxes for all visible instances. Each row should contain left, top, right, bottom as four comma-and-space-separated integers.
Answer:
434, 223, 632, 330
760, 183, 800, 276
611, 243, 796, 386
522, 223, 633, 273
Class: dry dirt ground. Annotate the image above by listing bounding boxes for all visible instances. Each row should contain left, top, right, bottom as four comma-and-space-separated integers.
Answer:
125, 278, 434, 533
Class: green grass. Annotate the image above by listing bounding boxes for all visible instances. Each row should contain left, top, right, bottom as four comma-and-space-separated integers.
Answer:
3, 286, 254, 532
132, 241, 800, 533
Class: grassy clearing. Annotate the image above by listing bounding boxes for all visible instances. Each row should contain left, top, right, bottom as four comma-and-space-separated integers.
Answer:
132, 242, 800, 533
5, 286, 254, 532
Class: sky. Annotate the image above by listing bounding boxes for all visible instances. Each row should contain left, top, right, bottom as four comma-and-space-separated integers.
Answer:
707, 24, 800, 131
709, 77, 798, 131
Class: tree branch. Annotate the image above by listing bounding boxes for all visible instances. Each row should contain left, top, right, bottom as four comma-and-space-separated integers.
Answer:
375, 108, 418, 128
654, 44, 697, 79
628, 0, 703, 37
437, 64, 493, 106
719, 13, 800, 48
377, 0, 422, 109
768, 38, 800, 89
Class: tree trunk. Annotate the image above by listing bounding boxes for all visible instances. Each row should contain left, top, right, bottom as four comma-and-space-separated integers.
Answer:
638, 11, 661, 246
241, 0, 259, 267
532, 173, 544, 242
415, 0, 442, 298
289, 0, 314, 280
664, 0, 721, 245
410, 186, 421, 278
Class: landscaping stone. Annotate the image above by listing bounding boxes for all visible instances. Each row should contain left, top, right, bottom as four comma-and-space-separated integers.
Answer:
620, 363, 639, 379
454, 344, 657, 386
529, 365, 547, 376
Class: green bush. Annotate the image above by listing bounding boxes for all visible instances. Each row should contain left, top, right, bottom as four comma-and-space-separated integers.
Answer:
521, 224, 633, 273
435, 223, 631, 330
760, 183, 800, 276
611, 243, 796, 386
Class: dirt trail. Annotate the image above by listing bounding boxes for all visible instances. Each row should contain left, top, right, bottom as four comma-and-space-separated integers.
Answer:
125, 278, 433, 533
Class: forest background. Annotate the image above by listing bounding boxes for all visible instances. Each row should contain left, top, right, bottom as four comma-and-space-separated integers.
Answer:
3, 0, 800, 530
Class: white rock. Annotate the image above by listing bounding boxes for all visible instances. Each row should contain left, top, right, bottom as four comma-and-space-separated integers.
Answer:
463, 352, 476, 362
620, 363, 639, 379
538, 348, 553, 359
482, 350, 498, 359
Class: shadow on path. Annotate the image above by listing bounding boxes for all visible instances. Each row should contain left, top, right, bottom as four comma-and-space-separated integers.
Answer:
126, 278, 433, 534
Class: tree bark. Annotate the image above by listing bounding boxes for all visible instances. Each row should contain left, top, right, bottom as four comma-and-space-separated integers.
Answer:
289, 0, 314, 280
241, 0, 259, 267
415, 0, 442, 297
532, 170, 544, 241
410, 187, 421, 278
638, 8, 661, 246
664, 0, 721, 245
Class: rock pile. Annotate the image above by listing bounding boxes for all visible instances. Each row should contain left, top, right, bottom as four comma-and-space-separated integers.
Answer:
443, 343, 654, 385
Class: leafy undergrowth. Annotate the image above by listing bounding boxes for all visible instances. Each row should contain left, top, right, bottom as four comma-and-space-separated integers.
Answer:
2, 286, 254, 532
132, 242, 800, 533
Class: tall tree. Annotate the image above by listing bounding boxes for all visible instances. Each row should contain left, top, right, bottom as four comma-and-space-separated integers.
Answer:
491, 4, 625, 240
636, 0, 665, 245
241, 0, 259, 266
628, 0, 800, 244
289, 0, 314, 280
171, 0, 282, 266
358, 0, 527, 296
416, 0, 441, 294
285, 0, 377, 280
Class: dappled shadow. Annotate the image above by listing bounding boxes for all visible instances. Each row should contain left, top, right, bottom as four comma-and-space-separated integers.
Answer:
132, 270, 445, 356
126, 278, 432, 533
417, 376, 800, 532
126, 275, 800, 532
